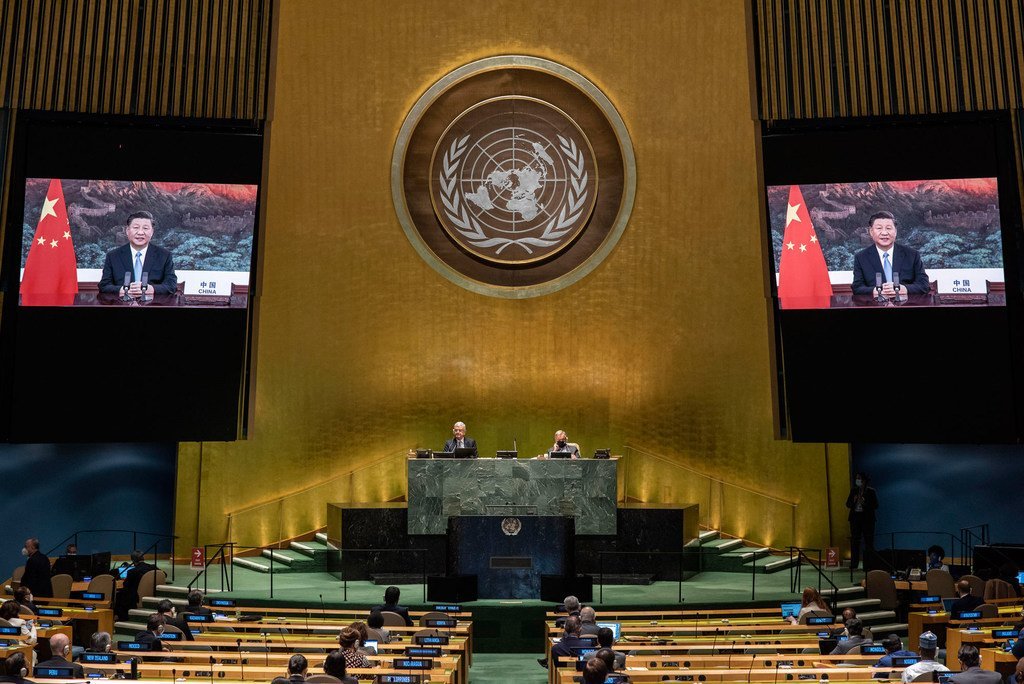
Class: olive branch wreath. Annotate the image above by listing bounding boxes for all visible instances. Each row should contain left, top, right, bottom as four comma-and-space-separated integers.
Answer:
438, 134, 589, 255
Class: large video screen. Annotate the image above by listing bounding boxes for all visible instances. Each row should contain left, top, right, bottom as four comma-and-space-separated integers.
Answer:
767, 178, 1004, 309
20, 178, 257, 307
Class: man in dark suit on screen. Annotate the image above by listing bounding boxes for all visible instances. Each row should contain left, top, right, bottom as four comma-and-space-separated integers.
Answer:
851, 211, 930, 296
443, 421, 478, 457
98, 211, 177, 296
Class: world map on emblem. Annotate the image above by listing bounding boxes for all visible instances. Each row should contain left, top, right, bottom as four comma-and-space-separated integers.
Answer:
430, 97, 599, 264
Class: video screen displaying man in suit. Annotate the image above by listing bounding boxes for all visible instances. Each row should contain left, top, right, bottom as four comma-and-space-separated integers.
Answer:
851, 211, 930, 297
98, 211, 177, 296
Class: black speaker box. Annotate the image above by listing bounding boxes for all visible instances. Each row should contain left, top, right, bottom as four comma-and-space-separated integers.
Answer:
426, 575, 478, 603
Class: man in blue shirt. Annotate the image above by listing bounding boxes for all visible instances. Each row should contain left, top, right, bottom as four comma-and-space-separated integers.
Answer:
875, 634, 918, 667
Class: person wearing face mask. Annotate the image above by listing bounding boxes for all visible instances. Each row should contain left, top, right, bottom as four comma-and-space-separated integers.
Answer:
550, 430, 580, 458
926, 545, 950, 572
845, 472, 878, 570
20, 538, 52, 599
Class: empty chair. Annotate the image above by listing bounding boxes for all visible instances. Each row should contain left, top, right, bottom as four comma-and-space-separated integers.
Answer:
926, 568, 956, 598
978, 603, 998, 618
0, 618, 12, 627
419, 611, 450, 626
412, 628, 441, 639
11, 567, 23, 584
910, 671, 936, 682
162, 624, 185, 638
380, 611, 406, 627
135, 569, 167, 608
305, 676, 341, 684
365, 627, 387, 643
86, 574, 115, 605
50, 573, 73, 600
865, 569, 899, 611
961, 574, 986, 599
984, 578, 1015, 601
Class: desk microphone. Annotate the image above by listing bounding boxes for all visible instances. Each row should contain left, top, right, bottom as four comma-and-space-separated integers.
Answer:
304, 608, 309, 632
726, 640, 736, 668
774, 660, 781, 684
892, 272, 900, 294
208, 655, 214, 684
236, 638, 244, 680
746, 654, 755, 682
874, 272, 883, 297
141, 272, 149, 296
319, 594, 327, 617
711, 627, 719, 655
261, 632, 269, 666
279, 628, 290, 652
122, 272, 131, 296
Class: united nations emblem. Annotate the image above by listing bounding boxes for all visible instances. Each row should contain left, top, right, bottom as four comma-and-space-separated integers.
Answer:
430, 97, 598, 264
393, 56, 635, 297
500, 517, 522, 536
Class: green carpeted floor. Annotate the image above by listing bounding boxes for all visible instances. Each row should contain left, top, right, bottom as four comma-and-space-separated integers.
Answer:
154, 563, 863, 653
469, 653, 548, 683
164, 563, 862, 607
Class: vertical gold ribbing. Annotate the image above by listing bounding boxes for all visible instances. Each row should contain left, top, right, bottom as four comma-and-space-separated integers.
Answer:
0, 0, 272, 119
754, 0, 1024, 119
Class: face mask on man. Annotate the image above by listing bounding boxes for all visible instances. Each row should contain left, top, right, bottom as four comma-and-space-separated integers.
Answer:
854, 478, 863, 487
21, 547, 28, 557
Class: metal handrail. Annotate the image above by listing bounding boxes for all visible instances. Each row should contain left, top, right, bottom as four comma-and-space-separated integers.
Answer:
45, 529, 179, 582
597, 550, 693, 604
787, 546, 840, 613
622, 444, 798, 547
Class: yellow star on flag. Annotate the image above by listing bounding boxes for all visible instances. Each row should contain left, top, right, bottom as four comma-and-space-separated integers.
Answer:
799, 244, 807, 252
785, 203, 802, 227
36, 236, 45, 245
50, 239, 58, 248
786, 242, 795, 250
810, 235, 817, 243
63, 231, 71, 239
40, 195, 59, 220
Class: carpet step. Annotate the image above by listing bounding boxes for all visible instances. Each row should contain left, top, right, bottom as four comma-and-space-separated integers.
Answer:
261, 548, 322, 570
820, 586, 866, 599
743, 555, 798, 573
836, 597, 881, 611
700, 539, 745, 554
871, 622, 909, 635
232, 556, 293, 574
290, 540, 333, 561
856, 609, 897, 624
314, 532, 338, 550
704, 548, 771, 571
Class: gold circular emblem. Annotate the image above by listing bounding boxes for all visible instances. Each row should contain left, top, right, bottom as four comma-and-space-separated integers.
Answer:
428, 97, 598, 265
393, 56, 635, 298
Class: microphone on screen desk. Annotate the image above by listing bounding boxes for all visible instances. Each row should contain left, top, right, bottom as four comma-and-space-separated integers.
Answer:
122, 272, 132, 298
236, 638, 245, 680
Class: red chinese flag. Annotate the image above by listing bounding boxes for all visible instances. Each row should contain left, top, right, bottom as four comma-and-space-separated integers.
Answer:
776, 184, 832, 309
21, 179, 78, 306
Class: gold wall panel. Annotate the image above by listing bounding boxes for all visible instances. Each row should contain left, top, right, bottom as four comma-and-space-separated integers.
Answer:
754, 0, 1024, 119
0, 0, 272, 118
175, 0, 851, 556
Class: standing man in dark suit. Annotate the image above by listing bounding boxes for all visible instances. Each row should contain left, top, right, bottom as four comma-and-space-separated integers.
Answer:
443, 421, 478, 458
20, 538, 52, 599
98, 211, 177, 296
846, 472, 878, 570
851, 211, 930, 296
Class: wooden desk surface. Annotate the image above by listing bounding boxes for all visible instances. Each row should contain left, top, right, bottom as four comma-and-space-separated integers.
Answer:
981, 647, 1018, 675
908, 611, 950, 649
85, 661, 457, 683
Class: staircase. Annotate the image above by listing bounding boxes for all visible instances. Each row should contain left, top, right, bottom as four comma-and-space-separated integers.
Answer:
230, 533, 334, 574
686, 529, 799, 574
820, 584, 909, 637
